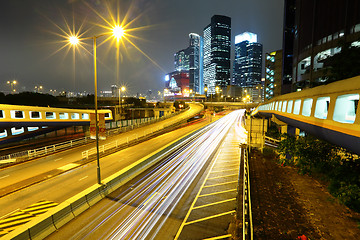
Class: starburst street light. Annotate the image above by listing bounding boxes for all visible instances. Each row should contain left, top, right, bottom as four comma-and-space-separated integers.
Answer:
68, 25, 127, 185
69, 35, 80, 45
113, 25, 125, 39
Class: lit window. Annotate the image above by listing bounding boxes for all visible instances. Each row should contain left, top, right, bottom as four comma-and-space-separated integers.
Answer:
82, 113, 89, 120
293, 99, 302, 115
287, 100, 293, 113
11, 127, 24, 135
302, 98, 313, 117
30, 111, 41, 119
46, 112, 56, 119
282, 101, 287, 112
59, 113, 68, 119
333, 94, 359, 123
314, 97, 330, 119
10, 110, 24, 119
71, 113, 80, 120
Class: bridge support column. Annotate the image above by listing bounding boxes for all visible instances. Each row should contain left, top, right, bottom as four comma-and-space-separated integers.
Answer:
281, 124, 300, 138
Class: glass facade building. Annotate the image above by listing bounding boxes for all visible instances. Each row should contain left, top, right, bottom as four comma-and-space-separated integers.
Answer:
203, 15, 231, 94
171, 34, 204, 95
233, 32, 263, 88
188, 33, 204, 94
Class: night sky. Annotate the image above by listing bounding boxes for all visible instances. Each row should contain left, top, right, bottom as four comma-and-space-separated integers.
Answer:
0, 0, 284, 96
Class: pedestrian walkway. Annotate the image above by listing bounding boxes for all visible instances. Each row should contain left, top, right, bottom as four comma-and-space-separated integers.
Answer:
0, 200, 58, 238
175, 122, 242, 240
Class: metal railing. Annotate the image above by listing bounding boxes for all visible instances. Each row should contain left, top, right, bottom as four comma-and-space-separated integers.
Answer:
242, 146, 253, 240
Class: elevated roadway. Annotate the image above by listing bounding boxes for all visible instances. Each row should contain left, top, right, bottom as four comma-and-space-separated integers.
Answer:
254, 76, 360, 154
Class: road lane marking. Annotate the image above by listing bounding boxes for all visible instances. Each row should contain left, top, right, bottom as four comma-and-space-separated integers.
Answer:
192, 198, 236, 210
203, 181, 238, 188
198, 189, 237, 198
0, 200, 58, 236
57, 163, 79, 171
54, 158, 63, 162
203, 234, 233, 240
207, 173, 238, 180
212, 163, 239, 169
210, 168, 239, 174
184, 210, 236, 225
79, 176, 88, 181
0, 175, 10, 180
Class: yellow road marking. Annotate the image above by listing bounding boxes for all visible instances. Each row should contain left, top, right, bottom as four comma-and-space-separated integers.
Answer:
57, 163, 79, 171
193, 198, 236, 210
212, 164, 239, 169
203, 181, 238, 188
184, 210, 236, 225
199, 189, 237, 198
207, 173, 238, 180
202, 234, 233, 240
210, 168, 239, 174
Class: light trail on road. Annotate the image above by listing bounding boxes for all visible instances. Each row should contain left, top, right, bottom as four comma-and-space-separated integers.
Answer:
69, 110, 245, 240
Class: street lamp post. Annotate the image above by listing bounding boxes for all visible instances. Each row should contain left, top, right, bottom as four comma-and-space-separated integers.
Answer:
70, 26, 124, 185
118, 86, 126, 120
204, 86, 208, 102
7, 80, 17, 92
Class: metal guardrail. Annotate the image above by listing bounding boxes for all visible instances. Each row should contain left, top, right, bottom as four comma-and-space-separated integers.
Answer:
265, 136, 280, 143
81, 111, 194, 160
242, 146, 253, 240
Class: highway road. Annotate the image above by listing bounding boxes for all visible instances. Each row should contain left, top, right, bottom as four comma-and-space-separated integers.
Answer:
46, 110, 245, 240
0, 103, 203, 218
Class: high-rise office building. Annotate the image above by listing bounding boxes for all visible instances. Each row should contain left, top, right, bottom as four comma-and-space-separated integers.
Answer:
174, 49, 190, 71
172, 34, 204, 94
203, 15, 231, 94
265, 50, 283, 100
233, 32, 263, 88
188, 33, 204, 94
290, 0, 360, 90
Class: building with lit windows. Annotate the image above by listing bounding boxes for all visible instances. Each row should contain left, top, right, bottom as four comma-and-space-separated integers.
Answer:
203, 15, 231, 94
265, 50, 283, 100
291, 0, 360, 90
173, 34, 204, 95
188, 33, 204, 94
174, 49, 190, 71
164, 71, 190, 100
232, 32, 263, 88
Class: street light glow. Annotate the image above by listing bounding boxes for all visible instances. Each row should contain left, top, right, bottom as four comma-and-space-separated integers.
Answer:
69, 35, 80, 45
113, 25, 125, 39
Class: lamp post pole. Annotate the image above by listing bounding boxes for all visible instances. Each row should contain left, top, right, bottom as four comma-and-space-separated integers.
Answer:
93, 36, 101, 185
68, 26, 125, 185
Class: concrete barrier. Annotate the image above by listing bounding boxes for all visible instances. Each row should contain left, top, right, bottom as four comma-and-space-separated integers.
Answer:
5, 119, 205, 240
70, 195, 89, 217
28, 216, 56, 240
52, 205, 74, 229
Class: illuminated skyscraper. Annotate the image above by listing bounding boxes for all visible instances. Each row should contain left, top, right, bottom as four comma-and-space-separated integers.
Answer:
233, 32, 263, 88
170, 33, 204, 95
189, 33, 204, 94
203, 15, 231, 94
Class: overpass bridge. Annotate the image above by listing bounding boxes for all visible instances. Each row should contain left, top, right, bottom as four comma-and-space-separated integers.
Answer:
0, 104, 112, 144
203, 101, 258, 110
253, 76, 360, 155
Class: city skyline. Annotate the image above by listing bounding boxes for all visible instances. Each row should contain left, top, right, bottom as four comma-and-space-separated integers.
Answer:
0, 0, 284, 96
